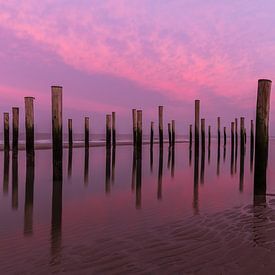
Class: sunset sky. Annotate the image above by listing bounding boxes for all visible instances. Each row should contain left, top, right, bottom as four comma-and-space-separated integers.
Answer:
0, 0, 275, 134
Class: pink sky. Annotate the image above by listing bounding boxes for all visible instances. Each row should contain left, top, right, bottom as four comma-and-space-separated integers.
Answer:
0, 0, 275, 134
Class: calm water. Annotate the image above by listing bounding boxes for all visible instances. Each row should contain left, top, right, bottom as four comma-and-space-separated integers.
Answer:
1, 139, 275, 274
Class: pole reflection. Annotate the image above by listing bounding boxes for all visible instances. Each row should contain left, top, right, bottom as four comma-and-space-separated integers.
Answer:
12, 150, 18, 210
157, 148, 163, 200
24, 152, 35, 236
51, 153, 63, 265
67, 147, 72, 179
112, 145, 116, 183
136, 146, 142, 209
105, 146, 111, 194
84, 147, 89, 185
3, 149, 10, 195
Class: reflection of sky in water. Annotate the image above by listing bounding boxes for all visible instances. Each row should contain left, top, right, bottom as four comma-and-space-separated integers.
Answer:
1, 139, 274, 273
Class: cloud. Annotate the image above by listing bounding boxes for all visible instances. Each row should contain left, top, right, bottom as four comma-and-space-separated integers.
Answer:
1, 0, 275, 103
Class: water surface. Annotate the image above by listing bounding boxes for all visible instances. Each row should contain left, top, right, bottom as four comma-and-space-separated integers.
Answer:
1, 140, 275, 274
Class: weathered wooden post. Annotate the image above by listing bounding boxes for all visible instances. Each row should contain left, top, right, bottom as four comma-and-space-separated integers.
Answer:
168, 123, 172, 146
106, 114, 111, 148
137, 110, 142, 150
254, 79, 272, 199
244, 128, 247, 145
208, 125, 211, 149
25, 97, 35, 154
195, 100, 200, 149
172, 120, 175, 146
132, 109, 137, 146
200, 119, 205, 184
51, 86, 63, 162
217, 117, 221, 147
68, 119, 73, 149
201, 118, 205, 151
4, 113, 10, 151
224, 126, 226, 147
12, 107, 19, 152
251, 120, 254, 147
231, 122, 234, 146
235, 118, 238, 145
85, 117, 89, 148
250, 120, 254, 171
240, 117, 245, 150
112, 112, 116, 146
231, 122, 235, 175
150, 122, 154, 148
158, 106, 164, 148
194, 100, 200, 199
189, 124, 192, 148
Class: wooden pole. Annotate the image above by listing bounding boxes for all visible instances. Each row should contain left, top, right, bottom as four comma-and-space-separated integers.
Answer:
159, 106, 163, 147
240, 117, 245, 150
68, 119, 73, 148
235, 118, 238, 144
254, 79, 272, 198
224, 126, 226, 147
231, 122, 235, 147
51, 86, 63, 160
217, 117, 221, 147
112, 112, 116, 146
85, 117, 89, 148
25, 97, 35, 154
106, 114, 111, 147
137, 110, 142, 150
244, 128, 247, 145
195, 100, 200, 148
150, 122, 154, 148
251, 120, 254, 147
132, 109, 137, 146
201, 118, 205, 151
12, 107, 19, 152
172, 120, 175, 146
189, 124, 192, 148
208, 125, 211, 149
4, 113, 10, 151
168, 123, 172, 146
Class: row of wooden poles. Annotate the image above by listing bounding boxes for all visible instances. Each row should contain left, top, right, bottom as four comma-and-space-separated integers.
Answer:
1, 80, 271, 173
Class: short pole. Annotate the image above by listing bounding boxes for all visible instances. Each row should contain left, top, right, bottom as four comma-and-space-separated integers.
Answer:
51, 86, 63, 161
208, 125, 211, 149
85, 117, 89, 148
12, 107, 19, 152
68, 119, 73, 148
112, 112, 116, 146
150, 122, 154, 148
172, 120, 175, 146
217, 117, 221, 147
224, 126, 226, 147
251, 120, 254, 147
195, 100, 200, 148
4, 113, 10, 151
106, 114, 111, 147
168, 123, 172, 146
240, 117, 245, 150
132, 109, 137, 146
137, 110, 142, 150
189, 124, 192, 148
235, 118, 238, 144
25, 97, 35, 154
231, 122, 235, 147
201, 118, 205, 151
159, 106, 163, 148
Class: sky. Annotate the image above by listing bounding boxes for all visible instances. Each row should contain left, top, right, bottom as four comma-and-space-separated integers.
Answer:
0, 0, 275, 135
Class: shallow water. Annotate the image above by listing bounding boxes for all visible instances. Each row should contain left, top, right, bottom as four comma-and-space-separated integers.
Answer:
1, 139, 275, 274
